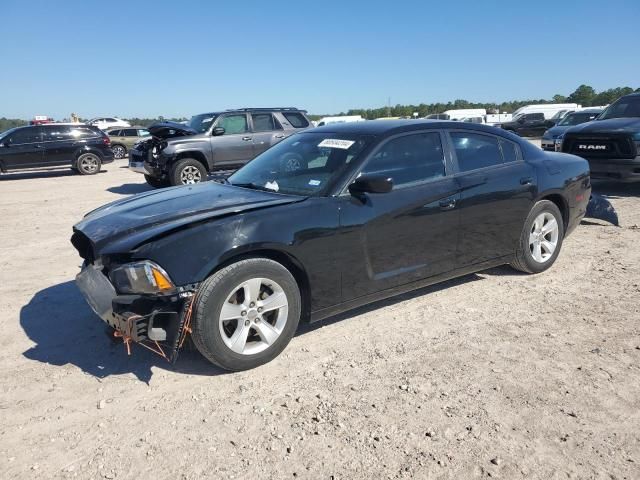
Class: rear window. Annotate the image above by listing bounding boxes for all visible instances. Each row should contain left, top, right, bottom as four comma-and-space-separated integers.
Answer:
43, 126, 73, 141
70, 127, 101, 139
282, 112, 309, 128
451, 132, 504, 172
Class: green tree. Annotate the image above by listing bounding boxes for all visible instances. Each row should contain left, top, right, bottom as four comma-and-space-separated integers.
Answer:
568, 84, 596, 106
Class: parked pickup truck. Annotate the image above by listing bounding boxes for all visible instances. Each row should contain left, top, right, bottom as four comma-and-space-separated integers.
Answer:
128, 107, 312, 187
561, 93, 640, 182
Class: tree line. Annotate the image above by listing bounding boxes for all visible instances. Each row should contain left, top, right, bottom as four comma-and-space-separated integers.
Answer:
2, 84, 638, 131
323, 84, 639, 120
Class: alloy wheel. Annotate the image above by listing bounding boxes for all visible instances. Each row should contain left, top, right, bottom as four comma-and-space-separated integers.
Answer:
180, 165, 202, 184
112, 145, 126, 159
79, 154, 99, 174
218, 277, 289, 355
529, 212, 559, 263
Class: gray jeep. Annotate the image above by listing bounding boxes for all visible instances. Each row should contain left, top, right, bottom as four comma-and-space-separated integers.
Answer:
129, 108, 312, 187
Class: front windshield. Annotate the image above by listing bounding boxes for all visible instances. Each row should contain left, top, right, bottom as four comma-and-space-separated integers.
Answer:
558, 112, 600, 126
228, 132, 373, 196
599, 96, 640, 120
0, 127, 18, 141
188, 113, 218, 133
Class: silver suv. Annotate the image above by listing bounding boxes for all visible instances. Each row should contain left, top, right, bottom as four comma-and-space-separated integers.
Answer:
129, 108, 312, 187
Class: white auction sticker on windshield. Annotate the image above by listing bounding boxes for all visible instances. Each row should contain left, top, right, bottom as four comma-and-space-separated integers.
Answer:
264, 180, 279, 192
318, 139, 355, 150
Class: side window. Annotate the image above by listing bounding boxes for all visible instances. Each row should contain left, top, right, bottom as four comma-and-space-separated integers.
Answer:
451, 132, 503, 172
69, 127, 100, 139
499, 138, 519, 163
42, 126, 73, 141
361, 132, 445, 188
528, 113, 544, 121
251, 113, 281, 132
122, 129, 137, 137
282, 112, 309, 128
217, 114, 248, 135
8, 128, 41, 144
108, 129, 121, 136
138, 129, 150, 137
106, 118, 117, 122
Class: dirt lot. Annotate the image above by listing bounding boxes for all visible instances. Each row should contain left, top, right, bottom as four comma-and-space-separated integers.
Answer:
1, 154, 639, 480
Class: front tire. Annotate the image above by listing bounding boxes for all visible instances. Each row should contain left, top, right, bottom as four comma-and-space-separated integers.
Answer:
511, 200, 564, 274
76, 153, 102, 175
191, 258, 301, 371
169, 158, 207, 186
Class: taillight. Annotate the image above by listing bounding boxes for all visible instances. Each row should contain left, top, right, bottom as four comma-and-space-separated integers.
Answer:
102, 136, 111, 146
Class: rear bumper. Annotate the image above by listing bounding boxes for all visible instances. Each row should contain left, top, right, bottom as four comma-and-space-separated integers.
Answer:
75, 263, 188, 360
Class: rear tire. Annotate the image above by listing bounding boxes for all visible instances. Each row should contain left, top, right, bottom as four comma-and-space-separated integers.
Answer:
144, 174, 170, 188
76, 153, 102, 175
191, 258, 301, 371
112, 144, 127, 159
511, 200, 564, 274
169, 158, 208, 186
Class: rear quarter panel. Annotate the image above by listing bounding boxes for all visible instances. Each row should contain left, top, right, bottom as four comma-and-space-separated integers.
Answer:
530, 151, 591, 236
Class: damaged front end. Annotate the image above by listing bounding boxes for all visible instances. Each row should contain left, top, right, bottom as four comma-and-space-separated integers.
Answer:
128, 121, 198, 177
72, 232, 197, 362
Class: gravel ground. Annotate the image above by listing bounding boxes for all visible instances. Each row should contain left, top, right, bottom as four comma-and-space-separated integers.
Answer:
0, 154, 639, 480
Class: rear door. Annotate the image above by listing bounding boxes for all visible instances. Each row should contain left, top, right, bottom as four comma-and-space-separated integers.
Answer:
250, 113, 287, 156
41, 125, 77, 165
0, 127, 44, 169
447, 130, 536, 266
210, 113, 254, 167
120, 128, 139, 148
339, 130, 461, 298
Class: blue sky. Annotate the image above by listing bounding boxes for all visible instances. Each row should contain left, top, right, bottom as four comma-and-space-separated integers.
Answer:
1, 0, 639, 119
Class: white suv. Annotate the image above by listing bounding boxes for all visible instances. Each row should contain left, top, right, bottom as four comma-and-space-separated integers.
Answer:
87, 117, 131, 131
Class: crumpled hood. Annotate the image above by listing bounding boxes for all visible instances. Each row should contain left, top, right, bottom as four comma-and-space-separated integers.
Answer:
566, 117, 640, 134
73, 182, 303, 254
148, 121, 197, 139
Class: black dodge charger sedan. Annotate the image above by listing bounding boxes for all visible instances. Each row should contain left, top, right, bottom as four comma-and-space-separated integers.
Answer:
71, 120, 591, 371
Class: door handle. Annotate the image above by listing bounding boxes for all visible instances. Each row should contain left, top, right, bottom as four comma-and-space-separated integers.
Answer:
439, 198, 456, 210
242, 137, 252, 141
274, 134, 285, 139
520, 177, 533, 185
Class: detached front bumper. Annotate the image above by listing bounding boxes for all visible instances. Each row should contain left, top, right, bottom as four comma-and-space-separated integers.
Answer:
76, 263, 189, 361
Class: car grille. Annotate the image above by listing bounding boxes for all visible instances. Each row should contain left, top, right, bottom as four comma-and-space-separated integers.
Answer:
562, 133, 636, 159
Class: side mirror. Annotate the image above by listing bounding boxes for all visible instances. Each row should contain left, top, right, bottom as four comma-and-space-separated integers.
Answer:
349, 175, 393, 196
212, 127, 225, 136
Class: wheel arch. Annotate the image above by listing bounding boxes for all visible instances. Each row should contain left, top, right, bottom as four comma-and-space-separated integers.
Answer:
73, 147, 105, 168
537, 192, 569, 232
205, 248, 312, 323
174, 151, 210, 172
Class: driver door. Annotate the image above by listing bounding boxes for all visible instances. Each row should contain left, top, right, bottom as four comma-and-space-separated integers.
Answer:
0, 127, 44, 169
210, 113, 255, 167
338, 130, 461, 299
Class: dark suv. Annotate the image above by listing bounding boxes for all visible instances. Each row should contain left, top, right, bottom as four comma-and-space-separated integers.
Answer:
561, 93, 640, 182
128, 108, 312, 187
0, 124, 114, 175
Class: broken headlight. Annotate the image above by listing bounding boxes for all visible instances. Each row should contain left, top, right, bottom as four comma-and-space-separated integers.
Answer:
109, 261, 175, 295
